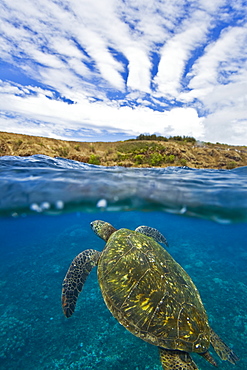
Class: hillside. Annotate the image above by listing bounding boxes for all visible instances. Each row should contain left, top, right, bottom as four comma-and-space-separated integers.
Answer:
0, 131, 247, 169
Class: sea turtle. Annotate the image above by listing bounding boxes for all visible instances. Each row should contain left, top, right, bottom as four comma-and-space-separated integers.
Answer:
61, 220, 238, 370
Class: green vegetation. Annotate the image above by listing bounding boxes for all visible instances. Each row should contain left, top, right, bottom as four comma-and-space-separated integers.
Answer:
226, 161, 237, 169
135, 134, 196, 143
170, 135, 196, 143
167, 154, 175, 163
118, 141, 165, 155
149, 153, 163, 166
134, 154, 144, 165
180, 158, 187, 166
117, 141, 167, 166
88, 154, 101, 165
116, 141, 180, 166
1, 131, 247, 169
135, 134, 168, 141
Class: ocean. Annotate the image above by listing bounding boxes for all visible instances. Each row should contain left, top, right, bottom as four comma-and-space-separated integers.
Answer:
0, 155, 246, 370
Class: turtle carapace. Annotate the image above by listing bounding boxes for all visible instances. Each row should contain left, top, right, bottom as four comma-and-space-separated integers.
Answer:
61, 220, 239, 370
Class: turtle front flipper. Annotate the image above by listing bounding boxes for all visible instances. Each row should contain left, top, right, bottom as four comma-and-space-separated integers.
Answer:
135, 226, 169, 247
159, 348, 198, 370
210, 328, 239, 364
62, 249, 101, 318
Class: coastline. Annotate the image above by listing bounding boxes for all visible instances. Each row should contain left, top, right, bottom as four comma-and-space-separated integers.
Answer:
1, 131, 247, 169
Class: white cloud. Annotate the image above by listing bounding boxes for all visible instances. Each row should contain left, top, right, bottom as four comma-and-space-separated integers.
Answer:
188, 26, 247, 92
154, 9, 211, 97
0, 81, 204, 140
178, 25, 247, 145
0, 0, 246, 144
203, 109, 247, 145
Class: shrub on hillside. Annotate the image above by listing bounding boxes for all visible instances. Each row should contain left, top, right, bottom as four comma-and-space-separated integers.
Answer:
149, 153, 163, 166
88, 154, 101, 165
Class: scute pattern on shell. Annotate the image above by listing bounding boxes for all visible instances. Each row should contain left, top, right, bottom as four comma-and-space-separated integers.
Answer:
97, 228, 210, 353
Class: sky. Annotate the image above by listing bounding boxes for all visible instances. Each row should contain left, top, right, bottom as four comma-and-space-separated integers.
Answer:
0, 0, 246, 145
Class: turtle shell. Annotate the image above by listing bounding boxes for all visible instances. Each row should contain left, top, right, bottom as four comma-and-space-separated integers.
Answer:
97, 228, 210, 354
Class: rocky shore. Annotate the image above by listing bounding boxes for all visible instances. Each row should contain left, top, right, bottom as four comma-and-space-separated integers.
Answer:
0, 131, 247, 169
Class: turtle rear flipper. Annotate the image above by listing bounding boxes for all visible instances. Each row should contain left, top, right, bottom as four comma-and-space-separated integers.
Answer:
210, 328, 239, 364
135, 226, 169, 247
62, 249, 101, 318
159, 348, 198, 370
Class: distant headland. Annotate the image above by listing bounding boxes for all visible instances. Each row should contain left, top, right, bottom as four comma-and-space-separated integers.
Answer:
0, 131, 247, 169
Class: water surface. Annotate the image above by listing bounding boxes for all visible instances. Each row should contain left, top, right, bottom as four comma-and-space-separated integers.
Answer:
0, 156, 246, 369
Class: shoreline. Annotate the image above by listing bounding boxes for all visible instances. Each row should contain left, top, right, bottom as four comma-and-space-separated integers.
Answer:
1, 131, 247, 169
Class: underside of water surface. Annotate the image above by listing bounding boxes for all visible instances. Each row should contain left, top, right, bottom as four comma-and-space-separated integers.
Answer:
0, 155, 247, 223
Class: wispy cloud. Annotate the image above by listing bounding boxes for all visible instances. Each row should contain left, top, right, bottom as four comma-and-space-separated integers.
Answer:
0, 0, 246, 144
0, 80, 205, 140
154, 9, 211, 98
188, 26, 247, 91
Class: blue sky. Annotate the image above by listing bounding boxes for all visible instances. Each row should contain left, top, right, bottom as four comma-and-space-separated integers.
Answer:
0, 0, 246, 145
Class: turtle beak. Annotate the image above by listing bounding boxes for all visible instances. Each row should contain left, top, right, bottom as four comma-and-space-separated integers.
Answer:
90, 221, 97, 233
90, 220, 103, 235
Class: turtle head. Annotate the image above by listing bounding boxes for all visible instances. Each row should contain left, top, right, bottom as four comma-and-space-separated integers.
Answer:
90, 220, 117, 241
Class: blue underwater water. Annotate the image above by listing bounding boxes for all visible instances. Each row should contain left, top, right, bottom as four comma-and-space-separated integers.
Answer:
0, 155, 247, 370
